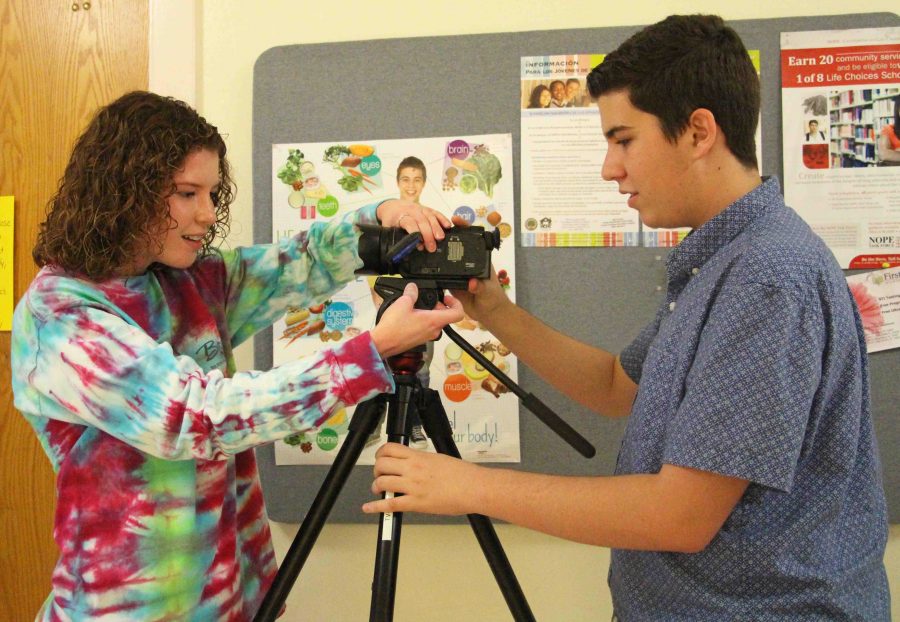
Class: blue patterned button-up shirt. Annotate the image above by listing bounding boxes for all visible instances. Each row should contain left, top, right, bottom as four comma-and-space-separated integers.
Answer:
613, 177, 889, 621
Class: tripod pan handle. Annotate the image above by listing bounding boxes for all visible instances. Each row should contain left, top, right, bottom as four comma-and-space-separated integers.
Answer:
520, 393, 596, 458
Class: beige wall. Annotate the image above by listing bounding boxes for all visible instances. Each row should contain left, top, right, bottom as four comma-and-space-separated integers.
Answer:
152, 1, 898, 619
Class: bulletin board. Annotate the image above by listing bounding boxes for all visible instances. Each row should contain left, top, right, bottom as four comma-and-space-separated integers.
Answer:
253, 13, 900, 523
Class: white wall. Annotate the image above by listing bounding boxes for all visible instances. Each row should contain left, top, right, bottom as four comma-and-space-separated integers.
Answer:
148, 0, 197, 106
151, 2, 899, 619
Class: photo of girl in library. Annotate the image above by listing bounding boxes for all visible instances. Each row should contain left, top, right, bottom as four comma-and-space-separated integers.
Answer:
828, 86, 900, 168
877, 96, 900, 166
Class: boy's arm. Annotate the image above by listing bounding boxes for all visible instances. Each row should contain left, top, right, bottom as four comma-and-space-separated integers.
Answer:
366, 445, 748, 553
455, 271, 637, 418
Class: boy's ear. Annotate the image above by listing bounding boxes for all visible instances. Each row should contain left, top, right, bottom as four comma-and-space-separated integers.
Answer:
687, 108, 717, 157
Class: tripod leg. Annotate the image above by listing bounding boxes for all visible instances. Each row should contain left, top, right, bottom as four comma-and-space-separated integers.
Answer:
253, 396, 386, 622
418, 389, 537, 622
370, 378, 418, 622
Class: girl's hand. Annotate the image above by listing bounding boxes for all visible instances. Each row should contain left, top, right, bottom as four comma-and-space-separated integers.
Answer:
376, 200, 451, 252
369, 282, 464, 358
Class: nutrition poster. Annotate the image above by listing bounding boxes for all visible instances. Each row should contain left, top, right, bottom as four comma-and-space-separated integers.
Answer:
781, 27, 900, 268
270, 134, 521, 465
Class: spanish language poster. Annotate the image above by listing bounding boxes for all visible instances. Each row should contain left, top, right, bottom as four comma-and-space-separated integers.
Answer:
519, 52, 760, 248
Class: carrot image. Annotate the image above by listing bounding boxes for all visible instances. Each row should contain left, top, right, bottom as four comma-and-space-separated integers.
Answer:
286, 320, 326, 346
347, 168, 377, 184
280, 320, 309, 339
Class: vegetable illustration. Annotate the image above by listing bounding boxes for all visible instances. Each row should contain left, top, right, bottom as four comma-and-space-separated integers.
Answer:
459, 174, 477, 194
468, 147, 502, 198
281, 303, 329, 344
285, 320, 326, 346
348, 144, 375, 157
283, 433, 305, 446
277, 148, 306, 186
348, 168, 376, 191
323, 145, 351, 170
338, 169, 377, 194
497, 268, 511, 289
337, 173, 365, 193
450, 157, 478, 172
324, 144, 379, 194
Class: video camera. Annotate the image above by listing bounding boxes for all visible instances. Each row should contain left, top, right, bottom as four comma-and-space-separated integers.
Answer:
357, 224, 501, 290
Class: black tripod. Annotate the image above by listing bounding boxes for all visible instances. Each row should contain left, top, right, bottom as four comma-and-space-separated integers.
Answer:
253, 277, 595, 622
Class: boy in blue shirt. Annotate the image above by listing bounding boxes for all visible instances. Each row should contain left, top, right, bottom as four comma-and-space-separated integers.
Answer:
365, 15, 889, 620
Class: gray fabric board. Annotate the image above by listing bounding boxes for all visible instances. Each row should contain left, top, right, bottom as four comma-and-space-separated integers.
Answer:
252, 13, 900, 524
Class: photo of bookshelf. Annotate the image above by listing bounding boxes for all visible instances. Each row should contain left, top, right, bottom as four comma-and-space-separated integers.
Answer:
828, 86, 900, 168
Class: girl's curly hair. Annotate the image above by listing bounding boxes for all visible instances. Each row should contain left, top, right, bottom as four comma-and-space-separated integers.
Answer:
33, 90, 234, 280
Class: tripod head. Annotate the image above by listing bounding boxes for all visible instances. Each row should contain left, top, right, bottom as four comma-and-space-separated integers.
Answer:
372, 276, 595, 458
383, 349, 425, 376
372, 276, 432, 377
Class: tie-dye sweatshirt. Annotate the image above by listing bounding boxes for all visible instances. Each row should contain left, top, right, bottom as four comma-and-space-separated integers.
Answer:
11, 203, 393, 621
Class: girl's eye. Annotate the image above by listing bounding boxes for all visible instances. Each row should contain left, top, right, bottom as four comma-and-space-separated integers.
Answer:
179, 191, 196, 199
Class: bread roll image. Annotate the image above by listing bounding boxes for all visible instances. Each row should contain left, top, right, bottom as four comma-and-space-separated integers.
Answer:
285, 308, 310, 326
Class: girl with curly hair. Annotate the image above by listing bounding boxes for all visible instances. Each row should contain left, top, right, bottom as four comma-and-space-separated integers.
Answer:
12, 90, 462, 621
527, 84, 551, 109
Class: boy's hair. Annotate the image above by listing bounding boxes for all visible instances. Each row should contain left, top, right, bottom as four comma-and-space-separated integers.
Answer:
396, 155, 426, 181
587, 14, 759, 169
34, 90, 234, 280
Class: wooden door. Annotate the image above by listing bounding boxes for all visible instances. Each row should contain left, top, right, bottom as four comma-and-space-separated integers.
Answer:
0, 1, 148, 618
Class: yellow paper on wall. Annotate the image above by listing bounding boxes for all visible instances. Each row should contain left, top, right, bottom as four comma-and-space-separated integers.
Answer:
0, 196, 13, 331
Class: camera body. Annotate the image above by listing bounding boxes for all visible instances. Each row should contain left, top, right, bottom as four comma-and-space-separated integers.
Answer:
357, 224, 500, 289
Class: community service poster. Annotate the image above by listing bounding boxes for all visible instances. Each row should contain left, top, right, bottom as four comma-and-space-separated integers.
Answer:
270, 134, 521, 465
519, 52, 760, 248
781, 27, 900, 268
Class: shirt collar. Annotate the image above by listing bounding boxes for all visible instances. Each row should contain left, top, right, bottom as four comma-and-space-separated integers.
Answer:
666, 176, 782, 282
